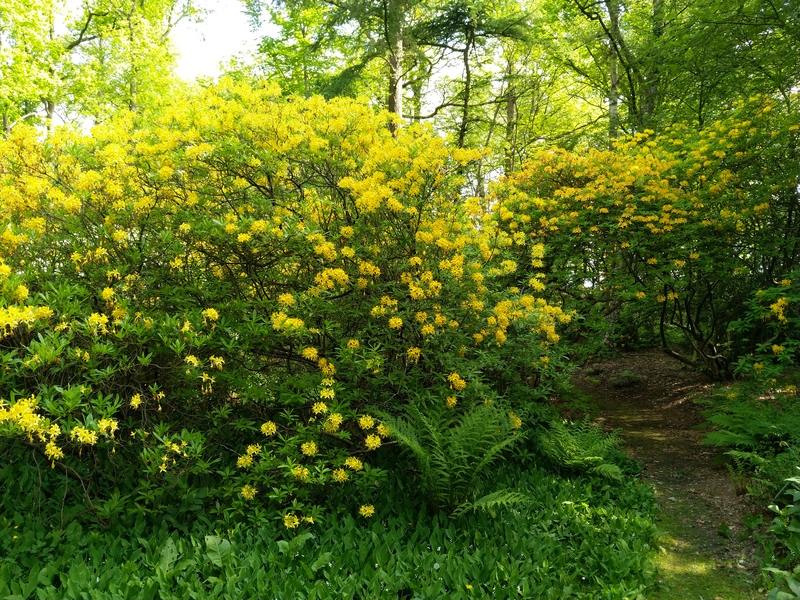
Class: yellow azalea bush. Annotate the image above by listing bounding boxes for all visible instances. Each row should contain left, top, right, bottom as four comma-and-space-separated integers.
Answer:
487, 94, 800, 379
0, 79, 566, 524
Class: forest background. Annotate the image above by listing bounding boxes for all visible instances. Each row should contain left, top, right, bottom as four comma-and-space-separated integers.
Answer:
1, 0, 800, 598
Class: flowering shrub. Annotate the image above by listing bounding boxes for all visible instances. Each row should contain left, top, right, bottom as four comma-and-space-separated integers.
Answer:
487, 94, 800, 378
0, 79, 566, 524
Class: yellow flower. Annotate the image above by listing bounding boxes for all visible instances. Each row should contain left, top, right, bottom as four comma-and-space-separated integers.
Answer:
365, 434, 381, 450
100, 287, 115, 301
388, 317, 403, 329
98, 418, 118, 438
69, 426, 98, 445
246, 444, 262, 455
772, 344, 785, 354
646, 258, 658, 265
332, 468, 349, 482
447, 372, 467, 391
312, 402, 328, 414
184, 355, 200, 367
301, 441, 318, 456
407, 347, 421, 363
446, 396, 458, 409
690, 252, 700, 259
421, 323, 435, 336
202, 308, 219, 321
359, 415, 375, 429
508, 411, 522, 429
241, 485, 257, 500
359, 505, 375, 517
318, 358, 336, 376
344, 457, 363, 471
301, 347, 319, 360
237, 454, 253, 468
347, 339, 360, 349
130, 393, 142, 409
278, 293, 295, 306
261, 421, 277, 436
635, 291, 646, 299
283, 513, 300, 529
45, 440, 64, 462
376, 423, 390, 437
324, 413, 343, 432
13, 285, 28, 302
319, 388, 335, 399
292, 465, 310, 480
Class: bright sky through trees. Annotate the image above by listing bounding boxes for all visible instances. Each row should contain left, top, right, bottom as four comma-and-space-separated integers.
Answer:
171, 0, 260, 80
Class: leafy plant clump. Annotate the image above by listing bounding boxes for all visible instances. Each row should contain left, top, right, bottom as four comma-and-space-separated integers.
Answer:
537, 418, 626, 481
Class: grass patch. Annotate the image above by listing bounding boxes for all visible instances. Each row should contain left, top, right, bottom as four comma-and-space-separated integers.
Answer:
649, 499, 758, 600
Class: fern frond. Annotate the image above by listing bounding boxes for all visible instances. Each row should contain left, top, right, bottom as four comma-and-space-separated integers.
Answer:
451, 490, 531, 518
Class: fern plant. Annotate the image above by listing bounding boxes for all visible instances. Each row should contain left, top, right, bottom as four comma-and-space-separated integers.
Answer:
537, 418, 624, 480
379, 402, 523, 513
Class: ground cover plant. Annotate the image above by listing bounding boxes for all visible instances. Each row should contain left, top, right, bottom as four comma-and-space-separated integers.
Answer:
0, 438, 659, 599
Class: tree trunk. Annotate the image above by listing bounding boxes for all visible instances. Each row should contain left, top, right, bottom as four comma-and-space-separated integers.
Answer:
387, 10, 404, 134
606, 0, 621, 141
640, 0, 664, 128
505, 82, 518, 174
456, 26, 474, 148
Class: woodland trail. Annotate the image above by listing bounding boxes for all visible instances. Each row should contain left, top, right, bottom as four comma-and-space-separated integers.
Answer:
573, 350, 762, 600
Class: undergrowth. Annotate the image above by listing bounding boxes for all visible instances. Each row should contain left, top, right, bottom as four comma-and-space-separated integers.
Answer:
0, 418, 660, 599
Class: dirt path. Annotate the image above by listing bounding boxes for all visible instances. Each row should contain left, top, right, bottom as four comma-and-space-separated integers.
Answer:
573, 350, 763, 599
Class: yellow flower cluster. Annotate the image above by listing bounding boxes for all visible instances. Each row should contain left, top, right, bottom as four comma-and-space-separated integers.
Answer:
292, 465, 310, 480
241, 484, 257, 500
447, 372, 467, 391
344, 457, 363, 471
770, 297, 790, 323
324, 413, 343, 433
70, 426, 98, 445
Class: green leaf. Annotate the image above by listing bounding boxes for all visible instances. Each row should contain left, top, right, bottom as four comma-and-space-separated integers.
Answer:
205, 536, 232, 568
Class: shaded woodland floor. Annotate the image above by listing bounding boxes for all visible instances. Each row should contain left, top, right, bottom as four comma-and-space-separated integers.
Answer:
574, 350, 763, 599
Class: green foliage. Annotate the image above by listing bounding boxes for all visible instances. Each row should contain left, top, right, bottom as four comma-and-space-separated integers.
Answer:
380, 401, 522, 513
538, 418, 625, 481
700, 387, 800, 496
765, 473, 800, 599
0, 459, 659, 599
